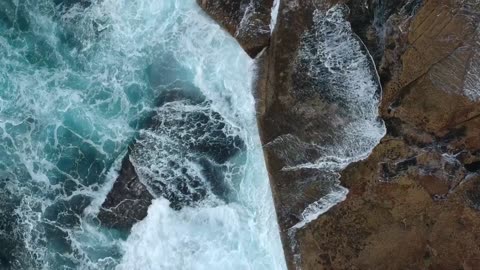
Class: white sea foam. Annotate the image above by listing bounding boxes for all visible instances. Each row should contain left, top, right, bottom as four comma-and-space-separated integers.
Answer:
117, 2, 285, 268
0, 0, 285, 269
270, 0, 281, 33
291, 185, 348, 230
464, 30, 480, 101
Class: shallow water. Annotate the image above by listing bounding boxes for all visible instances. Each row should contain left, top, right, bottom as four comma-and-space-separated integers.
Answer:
0, 0, 286, 269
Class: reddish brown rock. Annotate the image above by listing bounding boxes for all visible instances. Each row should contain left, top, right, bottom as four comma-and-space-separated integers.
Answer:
297, 0, 480, 269
298, 137, 480, 270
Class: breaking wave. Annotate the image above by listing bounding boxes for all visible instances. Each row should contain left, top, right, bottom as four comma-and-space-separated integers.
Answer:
0, 0, 285, 269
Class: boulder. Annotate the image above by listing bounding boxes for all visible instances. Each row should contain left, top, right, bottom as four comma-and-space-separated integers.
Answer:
98, 88, 244, 230
97, 155, 154, 230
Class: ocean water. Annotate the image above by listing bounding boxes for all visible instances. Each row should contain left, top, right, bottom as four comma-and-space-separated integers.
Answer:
0, 0, 286, 269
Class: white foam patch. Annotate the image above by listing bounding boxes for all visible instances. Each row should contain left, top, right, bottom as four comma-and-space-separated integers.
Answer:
118, 199, 268, 270
120, 130, 286, 270
291, 185, 348, 230
104, 1, 286, 269
464, 30, 480, 101
270, 0, 280, 33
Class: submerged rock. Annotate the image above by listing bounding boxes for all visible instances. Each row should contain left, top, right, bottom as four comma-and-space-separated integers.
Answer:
131, 89, 244, 210
98, 88, 244, 230
197, 0, 273, 57
97, 155, 154, 230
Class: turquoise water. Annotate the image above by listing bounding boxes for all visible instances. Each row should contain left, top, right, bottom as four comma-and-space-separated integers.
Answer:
0, 0, 285, 269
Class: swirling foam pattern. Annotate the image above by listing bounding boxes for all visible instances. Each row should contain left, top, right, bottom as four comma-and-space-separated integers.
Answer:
0, 0, 285, 269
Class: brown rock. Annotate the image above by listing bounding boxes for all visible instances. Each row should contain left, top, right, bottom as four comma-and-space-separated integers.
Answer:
297, 0, 480, 269
197, 0, 480, 268
197, 0, 273, 57
382, 0, 480, 137
298, 138, 480, 269
255, 1, 386, 268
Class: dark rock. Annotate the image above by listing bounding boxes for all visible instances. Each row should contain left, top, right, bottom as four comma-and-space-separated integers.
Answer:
465, 161, 480, 173
97, 155, 154, 230
197, 0, 274, 57
466, 179, 480, 210
98, 87, 244, 229
131, 89, 244, 209
380, 156, 417, 180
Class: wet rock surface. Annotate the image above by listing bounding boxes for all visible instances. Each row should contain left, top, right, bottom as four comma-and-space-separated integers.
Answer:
196, 0, 273, 57
97, 155, 154, 230
297, 0, 480, 269
255, 1, 386, 267
98, 87, 244, 230
203, 0, 480, 269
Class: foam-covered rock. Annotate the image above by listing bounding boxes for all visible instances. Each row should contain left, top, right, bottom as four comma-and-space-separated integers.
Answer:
197, 0, 273, 57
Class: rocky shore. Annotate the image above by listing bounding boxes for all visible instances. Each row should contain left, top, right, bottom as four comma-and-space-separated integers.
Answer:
199, 0, 480, 269
298, 1, 480, 269
98, 0, 480, 268
197, 0, 274, 57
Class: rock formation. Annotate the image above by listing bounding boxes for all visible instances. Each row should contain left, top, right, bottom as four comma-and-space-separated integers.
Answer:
201, 0, 480, 269
255, 2, 386, 267
99, 0, 480, 267
98, 87, 244, 230
298, 0, 480, 269
196, 0, 274, 57
97, 155, 154, 230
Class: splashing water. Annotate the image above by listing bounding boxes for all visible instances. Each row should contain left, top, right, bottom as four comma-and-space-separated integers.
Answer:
0, 0, 286, 269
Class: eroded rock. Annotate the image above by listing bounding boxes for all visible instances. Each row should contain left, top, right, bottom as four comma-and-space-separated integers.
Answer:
297, 0, 480, 269
253, 1, 387, 267
98, 87, 244, 230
